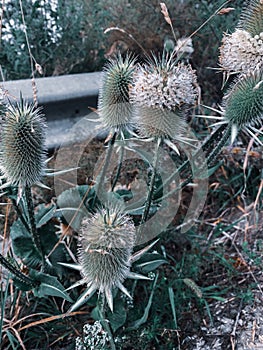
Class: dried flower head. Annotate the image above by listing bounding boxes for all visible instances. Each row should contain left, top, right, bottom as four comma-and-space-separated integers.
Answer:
98, 53, 135, 130
78, 206, 136, 311
131, 55, 198, 140
0, 98, 46, 188
219, 29, 263, 74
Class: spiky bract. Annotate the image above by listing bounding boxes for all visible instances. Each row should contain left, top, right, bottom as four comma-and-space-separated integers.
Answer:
78, 206, 135, 310
131, 55, 198, 139
223, 70, 263, 128
238, 0, 263, 36
219, 29, 263, 74
98, 53, 135, 130
0, 99, 46, 187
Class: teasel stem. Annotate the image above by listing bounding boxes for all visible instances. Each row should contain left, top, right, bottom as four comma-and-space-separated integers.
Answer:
155, 124, 229, 197
140, 137, 161, 226
205, 123, 231, 167
111, 144, 124, 191
11, 198, 31, 233
24, 185, 45, 269
98, 295, 117, 350
91, 131, 117, 209
0, 253, 37, 288
155, 124, 231, 203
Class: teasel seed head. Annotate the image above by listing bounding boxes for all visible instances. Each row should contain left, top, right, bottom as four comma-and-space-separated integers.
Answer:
0, 98, 46, 188
219, 29, 263, 75
238, 0, 263, 36
98, 53, 136, 131
78, 206, 136, 311
130, 54, 198, 140
222, 70, 263, 142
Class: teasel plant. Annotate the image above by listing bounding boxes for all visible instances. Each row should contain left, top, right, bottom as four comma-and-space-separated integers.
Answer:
91, 53, 136, 209
204, 0, 263, 146
60, 204, 158, 349
130, 52, 199, 224
0, 96, 48, 268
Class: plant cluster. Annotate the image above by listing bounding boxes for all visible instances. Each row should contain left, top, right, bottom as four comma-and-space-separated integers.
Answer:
0, 1, 262, 349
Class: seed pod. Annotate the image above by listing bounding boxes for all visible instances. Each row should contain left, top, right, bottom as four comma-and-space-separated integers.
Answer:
78, 206, 136, 311
98, 53, 135, 130
0, 98, 46, 188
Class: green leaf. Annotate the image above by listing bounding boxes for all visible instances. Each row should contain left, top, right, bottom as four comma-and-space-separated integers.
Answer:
35, 203, 57, 228
10, 220, 41, 268
30, 270, 72, 302
57, 185, 94, 230
127, 273, 158, 330
135, 253, 168, 273
107, 297, 127, 332
115, 189, 133, 201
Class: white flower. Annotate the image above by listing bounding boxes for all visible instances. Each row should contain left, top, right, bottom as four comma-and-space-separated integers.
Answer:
219, 29, 263, 74
130, 56, 198, 140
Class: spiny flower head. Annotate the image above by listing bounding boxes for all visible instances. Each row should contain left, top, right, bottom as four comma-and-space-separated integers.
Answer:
219, 29, 263, 74
222, 70, 263, 142
130, 54, 198, 139
0, 98, 46, 188
98, 53, 136, 130
78, 205, 136, 311
238, 0, 263, 36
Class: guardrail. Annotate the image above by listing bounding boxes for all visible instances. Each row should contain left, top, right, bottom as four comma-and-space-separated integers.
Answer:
3, 72, 102, 149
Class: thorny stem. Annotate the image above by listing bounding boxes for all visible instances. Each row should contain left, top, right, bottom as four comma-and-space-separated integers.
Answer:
98, 295, 117, 350
111, 144, 124, 191
140, 137, 161, 225
0, 252, 36, 287
24, 185, 46, 269
155, 124, 229, 196
155, 124, 231, 203
91, 131, 117, 209
11, 198, 31, 233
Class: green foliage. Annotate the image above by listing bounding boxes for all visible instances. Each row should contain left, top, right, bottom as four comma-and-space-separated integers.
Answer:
0, 1, 262, 350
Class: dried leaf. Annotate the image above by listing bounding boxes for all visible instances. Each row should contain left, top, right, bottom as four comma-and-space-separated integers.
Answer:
160, 3, 172, 26
35, 63, 43, 75
217, 8, 235, 15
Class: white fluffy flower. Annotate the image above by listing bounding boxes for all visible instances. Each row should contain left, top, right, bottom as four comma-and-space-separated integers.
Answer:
130, 57, 198, 139
219, 29, 263, 74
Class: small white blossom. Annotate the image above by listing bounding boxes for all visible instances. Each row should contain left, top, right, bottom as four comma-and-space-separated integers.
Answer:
75, 321, 110, 350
